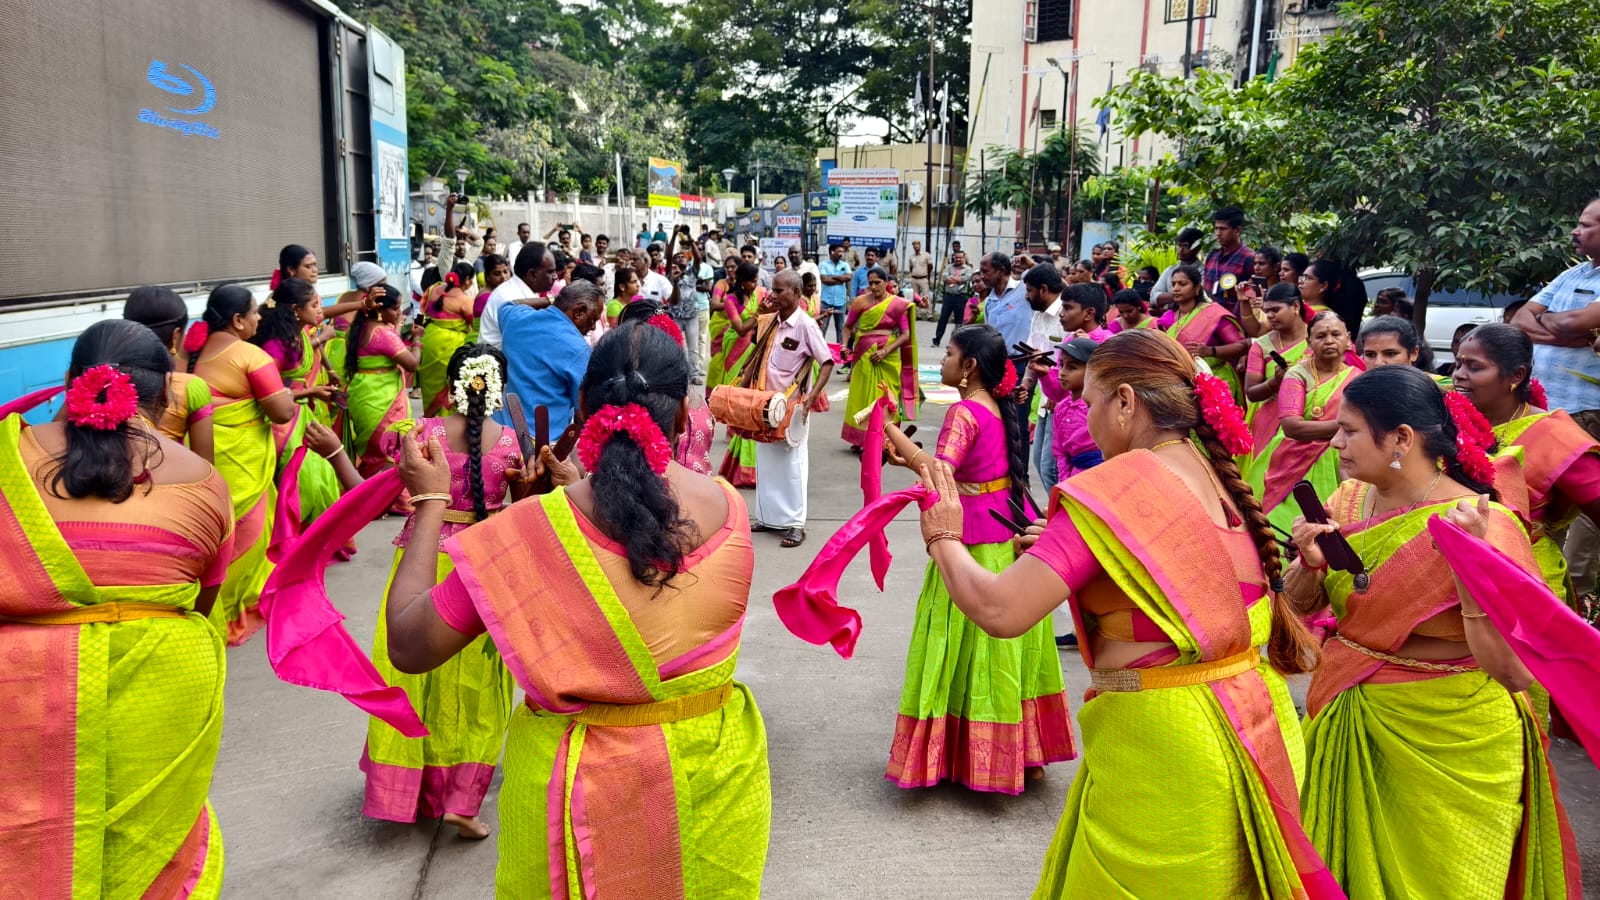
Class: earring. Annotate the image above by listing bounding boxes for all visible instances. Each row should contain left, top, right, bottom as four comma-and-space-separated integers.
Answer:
1389, 451, 1403, 470
959, 373, 968, 390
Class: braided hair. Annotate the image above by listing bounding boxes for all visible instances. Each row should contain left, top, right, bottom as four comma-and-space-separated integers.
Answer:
1343, 365, 1500, 499
580, 321, 693, 589
1087, 329, 1320, 675
949, 324, 1029, 516
444, 343, 507, 522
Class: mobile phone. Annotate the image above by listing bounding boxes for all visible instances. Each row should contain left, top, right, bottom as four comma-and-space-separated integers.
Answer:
1292, 481, 1367, 576
1268, 350, 1289, 369
1251, 275, 1267, 290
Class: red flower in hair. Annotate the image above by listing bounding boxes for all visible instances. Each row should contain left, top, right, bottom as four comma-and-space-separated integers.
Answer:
994, 365, 1018, 397
1444, 390, 1497, 486
1193, 373, 1253, 456
577, 403, 673, 476
64, 365, 140, 431
1528, 377, 1548, 410
647, 314, 685, 346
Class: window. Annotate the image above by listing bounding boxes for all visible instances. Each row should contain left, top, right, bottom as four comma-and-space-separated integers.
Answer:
1025, 0, 1073, 43
1040, 109, 1058, 130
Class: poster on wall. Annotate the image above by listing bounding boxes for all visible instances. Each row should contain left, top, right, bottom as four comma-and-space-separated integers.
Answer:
825, 167, 899, 253
775, 213, 802, 241
648, 158, 683, 209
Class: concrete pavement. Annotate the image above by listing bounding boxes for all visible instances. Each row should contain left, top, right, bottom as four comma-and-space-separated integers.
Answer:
211, 388, 1600, 898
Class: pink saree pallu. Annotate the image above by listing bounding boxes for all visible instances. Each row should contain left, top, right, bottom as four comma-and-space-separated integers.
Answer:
0, 415, 225, 898
446, 489, 771, 898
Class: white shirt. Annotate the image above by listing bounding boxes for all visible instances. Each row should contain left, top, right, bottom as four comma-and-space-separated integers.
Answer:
503, 240, 525, 266
479, 276, 537, 348
638, 270, 675, 305
1029, 298, 1065, 350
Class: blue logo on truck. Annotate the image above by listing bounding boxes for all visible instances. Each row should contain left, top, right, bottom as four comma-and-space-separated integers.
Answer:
140, 61, 220, 139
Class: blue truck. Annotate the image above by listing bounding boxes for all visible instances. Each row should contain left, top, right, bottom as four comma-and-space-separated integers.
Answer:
0, 0, 409, 415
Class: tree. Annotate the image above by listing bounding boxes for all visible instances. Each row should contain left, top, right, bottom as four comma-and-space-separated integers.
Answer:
962, 127, 1100, 253
1283, 0, 1600, 326
1107, 0, 1600, 328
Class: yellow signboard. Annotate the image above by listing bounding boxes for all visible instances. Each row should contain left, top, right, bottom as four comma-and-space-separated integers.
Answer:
648, 157, 683, 209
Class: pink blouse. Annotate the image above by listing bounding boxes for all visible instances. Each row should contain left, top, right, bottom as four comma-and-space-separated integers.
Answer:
386, 418, 522, 550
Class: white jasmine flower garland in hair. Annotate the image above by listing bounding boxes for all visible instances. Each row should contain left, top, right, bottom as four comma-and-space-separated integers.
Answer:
452, 355, 504, 415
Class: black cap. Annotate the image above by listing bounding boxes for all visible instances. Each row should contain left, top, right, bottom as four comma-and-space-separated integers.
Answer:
1061, 336, 1099, 364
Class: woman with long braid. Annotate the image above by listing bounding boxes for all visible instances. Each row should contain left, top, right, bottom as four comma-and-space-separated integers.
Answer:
915, 329, 1335, 897
343, 284, 418, 478
879, 324, 1074, 794
361, 344, 519, 839
250, 277, 344, 527
384, 322, 772, 896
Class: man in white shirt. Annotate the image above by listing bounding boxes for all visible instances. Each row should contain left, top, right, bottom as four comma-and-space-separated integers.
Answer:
1019, 262, 1067, 488
479, 242, 557, 348
630, 249, 676, 305
502, 221, 531, 267
749, 270, 835, 548
788, 243, 820, 284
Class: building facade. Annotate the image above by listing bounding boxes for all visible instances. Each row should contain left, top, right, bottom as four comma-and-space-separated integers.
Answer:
967, 0, 1341, 246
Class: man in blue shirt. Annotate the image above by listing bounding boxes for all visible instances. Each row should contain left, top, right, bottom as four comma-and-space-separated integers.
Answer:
493, 280, 604, 433
849, 246, 881, 299
980, 251, 1030, 364
1512, 197, 1600, 601
818, 242, 853, 342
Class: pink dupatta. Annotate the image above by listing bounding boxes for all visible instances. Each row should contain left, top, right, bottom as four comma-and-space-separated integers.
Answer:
258, 467, 427, 736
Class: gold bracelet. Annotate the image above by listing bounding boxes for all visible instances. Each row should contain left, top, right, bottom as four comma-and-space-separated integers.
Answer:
410, 492, 452, 504
924, 530, 962, 554
1459, 609, 1488, 619
321, 447, 344, 461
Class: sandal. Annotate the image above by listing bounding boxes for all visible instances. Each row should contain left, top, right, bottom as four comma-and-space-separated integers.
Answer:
780, 527, 806, 548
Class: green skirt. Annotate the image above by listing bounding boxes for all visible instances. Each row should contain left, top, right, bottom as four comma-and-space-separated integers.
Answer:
887, 541, 1076, 794
361, 549, 515, 822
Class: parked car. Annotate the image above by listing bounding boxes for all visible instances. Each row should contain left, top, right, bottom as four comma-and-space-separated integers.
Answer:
1358, 268, 1529, 365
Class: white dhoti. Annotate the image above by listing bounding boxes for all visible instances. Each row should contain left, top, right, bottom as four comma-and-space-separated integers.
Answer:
753, 415, 809, 528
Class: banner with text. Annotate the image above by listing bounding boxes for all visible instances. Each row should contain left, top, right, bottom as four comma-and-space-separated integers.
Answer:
648, 157, 683, 208
825, 168, 899, 252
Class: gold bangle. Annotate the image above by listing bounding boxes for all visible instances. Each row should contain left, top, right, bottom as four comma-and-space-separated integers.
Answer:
410, 492, 452, 504
924, 530, 962, 554
1459, 609, 1488, 619
320, 447, 344, 461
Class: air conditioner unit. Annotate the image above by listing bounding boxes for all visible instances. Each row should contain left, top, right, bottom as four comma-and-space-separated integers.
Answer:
907, 182, 925, 204
935, 184, 953, 205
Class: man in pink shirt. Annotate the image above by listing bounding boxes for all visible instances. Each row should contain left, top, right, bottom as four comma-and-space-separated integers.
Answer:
751, 269, 835, 547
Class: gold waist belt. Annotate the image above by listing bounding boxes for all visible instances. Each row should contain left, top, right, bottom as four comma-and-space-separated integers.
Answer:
1333, 634, 1476, 673
439, 507, 501, 525
1089, 646, 1261, 693
956, 476, 1012, 496
1, 601, 190, 625
532, 683, 734, 727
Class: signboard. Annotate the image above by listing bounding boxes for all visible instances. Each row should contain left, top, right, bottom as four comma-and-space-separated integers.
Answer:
825, 167, 899, 253
648, 157, 682, 209
679, 193, 712, 217
759, 238, 792, 271
775, 213, 802, 240
368, 26, 411, 284
1164, 0, 1214, 22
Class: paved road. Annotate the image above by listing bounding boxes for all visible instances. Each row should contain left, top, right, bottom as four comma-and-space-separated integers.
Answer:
213, 391, 1600, 898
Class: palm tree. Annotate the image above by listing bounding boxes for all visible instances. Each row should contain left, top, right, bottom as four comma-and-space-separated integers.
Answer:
960, 125, 1100, 252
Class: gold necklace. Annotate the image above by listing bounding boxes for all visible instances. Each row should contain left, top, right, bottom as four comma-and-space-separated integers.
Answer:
1352, 469, 1444, 593
1149, 437, 1191, 452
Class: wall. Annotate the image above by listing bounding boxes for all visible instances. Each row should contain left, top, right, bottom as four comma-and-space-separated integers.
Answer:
473, 195, 725, 245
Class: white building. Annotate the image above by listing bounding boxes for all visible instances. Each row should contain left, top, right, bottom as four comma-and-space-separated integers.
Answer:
967, 0, 1342, 248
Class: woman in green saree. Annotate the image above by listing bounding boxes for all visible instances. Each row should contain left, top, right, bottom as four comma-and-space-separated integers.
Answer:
841, 266, 917, 448
916, 329, 1337, 898
712, 261, 767, 487
0, 321, 233, 896
1286, 364, 1581, 899
189, 284, 298, 644
1240, 283, 1308, 463
343, 284, 418, 478
1164, 264, 1249, 404
1245, 311, 1356, 536
251, 277, 344, 526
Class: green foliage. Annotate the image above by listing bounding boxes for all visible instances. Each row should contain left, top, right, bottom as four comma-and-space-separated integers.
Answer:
962, 127, 1100, 250
1105, 0, 1600, 324
1116, 229, 1178, 277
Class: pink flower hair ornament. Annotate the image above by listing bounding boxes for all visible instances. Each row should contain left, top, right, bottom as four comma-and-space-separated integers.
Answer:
647, 314, 685, 347
64, 365, 141, 431
1444, 390, 1497, 487
1193, 373, 1253, 456
576, 403, 674, 476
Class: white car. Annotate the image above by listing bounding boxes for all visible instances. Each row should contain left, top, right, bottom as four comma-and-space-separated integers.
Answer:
1359, 268, 1528, 365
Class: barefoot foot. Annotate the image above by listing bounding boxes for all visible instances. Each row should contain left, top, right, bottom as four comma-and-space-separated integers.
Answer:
443, 813, 491, 840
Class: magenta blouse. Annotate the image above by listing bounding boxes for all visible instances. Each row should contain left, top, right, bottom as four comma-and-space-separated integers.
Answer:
938, 400, 1018, 545
382, 417, 522, 550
